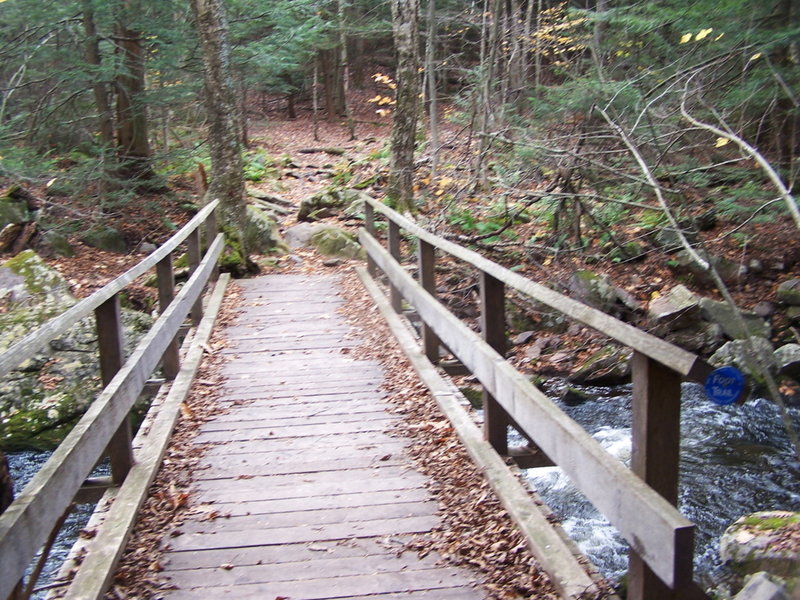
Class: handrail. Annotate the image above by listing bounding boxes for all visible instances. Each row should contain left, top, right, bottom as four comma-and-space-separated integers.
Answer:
365, 198, 713, 382
0, 201, 222, 600
360, 196, 712, 600
0, 199, 219, 379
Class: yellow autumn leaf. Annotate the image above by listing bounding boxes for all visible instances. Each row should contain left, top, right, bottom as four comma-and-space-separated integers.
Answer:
367, 95, 382, 103
715, 137, 730, 148
679, 33, 692, 44
375, 109, 391, 117
714, 33, 725, 41
420, 177, 431, 185
542, 257, 553, 267
650, 290, 661, 300
749, 52, 762, 62
695, 28, 713, 41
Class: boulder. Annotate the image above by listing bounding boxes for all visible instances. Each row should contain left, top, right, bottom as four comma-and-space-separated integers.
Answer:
665, 321, 724, 353
298, 188, 372, 222
774, 344, 800, 381
669, 250, 741, 286
653, 227, 697, 253
648, 284, 702, 331
733, 573, 789, 600
720, 511, 800, 580
81, 226, 127, 253
776, 279, 800, 306
0, 251, 153, 450
309, 226, 364, 260
569, 270, 618, 313
710, 337, 776, 384
244, 205, 286, 254
699, 297, 771, 340
284, 223, 328, 249
40, 230, 75, 258
568, 345, 632, 385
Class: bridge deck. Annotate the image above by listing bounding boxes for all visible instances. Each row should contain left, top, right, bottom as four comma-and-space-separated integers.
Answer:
159, 274, 485, 599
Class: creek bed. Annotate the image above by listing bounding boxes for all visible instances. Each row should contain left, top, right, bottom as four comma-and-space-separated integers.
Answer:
523, 381, 800, 590
6, 451, 107, 599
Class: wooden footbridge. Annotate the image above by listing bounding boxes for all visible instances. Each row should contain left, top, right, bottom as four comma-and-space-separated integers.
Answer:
0, 198, 718, 600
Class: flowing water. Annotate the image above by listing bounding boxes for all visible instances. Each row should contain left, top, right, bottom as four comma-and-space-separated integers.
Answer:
524, 381, 800, 590
6, 451, 106, 598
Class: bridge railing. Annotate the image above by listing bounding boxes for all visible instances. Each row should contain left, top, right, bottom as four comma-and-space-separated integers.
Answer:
0, 200, 223, 600
360, 197, 714, 600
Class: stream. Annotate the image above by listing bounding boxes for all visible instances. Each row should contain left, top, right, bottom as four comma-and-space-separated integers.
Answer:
6, 382, 799, 596
6, 452, 106, 598
524, 381, 800, 590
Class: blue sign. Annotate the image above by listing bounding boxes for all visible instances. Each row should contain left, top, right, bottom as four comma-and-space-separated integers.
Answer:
705, 366, 745, 405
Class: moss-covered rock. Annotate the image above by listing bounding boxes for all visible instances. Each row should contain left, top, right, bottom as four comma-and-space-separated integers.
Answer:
721, 511, 800, 580
297, 188, 372, 222
81, 226, 127, 253
568, 345, 632, 385
699, 297, 771, 340
244, 205, 287, 254
0, 251, 153, 450
309, 226, 364, 260
777, 279, 800, 307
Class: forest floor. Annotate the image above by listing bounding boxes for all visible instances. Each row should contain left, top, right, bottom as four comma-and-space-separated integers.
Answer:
14, 85, 800, 387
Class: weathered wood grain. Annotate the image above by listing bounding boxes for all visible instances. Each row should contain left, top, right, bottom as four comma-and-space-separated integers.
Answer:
160, 274, 484, 599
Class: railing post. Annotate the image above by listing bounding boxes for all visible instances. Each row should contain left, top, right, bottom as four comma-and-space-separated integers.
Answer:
364, 202, 378, 277
205, 204, 219, 283
156, 252, 180, 380
95, 295, 133, 483
187, 228, 203, 326
417, 239, 440, 363
388, 219, 402, 313
480, 271, 509, 455
628, 351, 684, 600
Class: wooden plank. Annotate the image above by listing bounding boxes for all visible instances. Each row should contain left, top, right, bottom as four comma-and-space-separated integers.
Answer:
198, 453, 405, 479
199, 431, 400, 456
198, 410, 395, 431
192, 472, 430, 506
164, 567, 474, 599
0, 200, 219, 380
0, 234, 224, 600
59, 274, 231, 600
174, 501, 439, 536
363, 197, 712, 381
192, 418, 391, 443
185, 488, 434, 520
359, 234, 695, 589
356, 266, 605, 600
164, 550, 448, 588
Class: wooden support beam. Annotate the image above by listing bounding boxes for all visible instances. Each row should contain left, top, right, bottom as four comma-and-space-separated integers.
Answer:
480, 271, 509, 455
388, 220, 402, 312
418, 239, 440, 363
95, 296, 132, 484
364, 202, 377, 277
628, 351, 688, 600
187, 228, 203, 326
156, 253, 180, 380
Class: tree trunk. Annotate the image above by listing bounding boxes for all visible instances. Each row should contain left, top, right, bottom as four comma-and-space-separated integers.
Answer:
191, 0, 247, 248
388, 0, 421, 212
424, 0, 440, 178
82, 2, 115, 149
114, 1, 154, 182
338, 0, 356, 140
